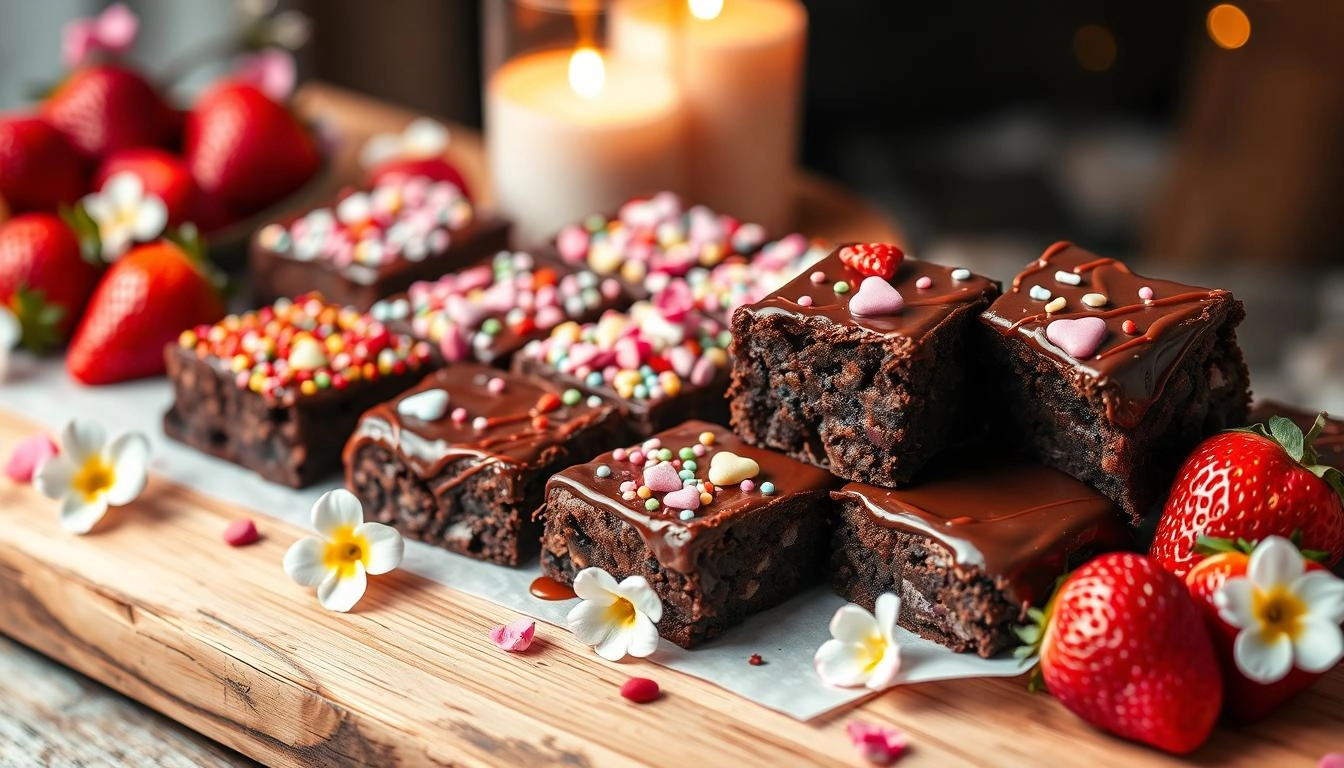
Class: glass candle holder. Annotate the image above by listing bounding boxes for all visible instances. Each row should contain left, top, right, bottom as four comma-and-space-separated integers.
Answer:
483, 0, 685, 246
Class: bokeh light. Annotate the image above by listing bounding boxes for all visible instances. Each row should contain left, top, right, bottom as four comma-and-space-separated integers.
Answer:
1207, 4, 1251, 50
1073, 24, 1117, 73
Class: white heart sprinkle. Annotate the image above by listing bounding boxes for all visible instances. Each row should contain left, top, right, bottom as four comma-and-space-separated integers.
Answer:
398, 388, 449, 421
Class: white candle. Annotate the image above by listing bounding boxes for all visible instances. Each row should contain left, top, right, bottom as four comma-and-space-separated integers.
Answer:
611, 0, 807, 233
486, 47, 686, 246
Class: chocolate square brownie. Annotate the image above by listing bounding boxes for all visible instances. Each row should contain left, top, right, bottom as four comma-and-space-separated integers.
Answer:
163, 294, 436, 488
343, 365, 621, 565
368, 251, 634, 367
541, 420, 838, 648
512, 301, 734, 438
980, 241, 1251, 523
727, 244, 1000, 487
251, 174, 510, 310
830, 462, 1131, 658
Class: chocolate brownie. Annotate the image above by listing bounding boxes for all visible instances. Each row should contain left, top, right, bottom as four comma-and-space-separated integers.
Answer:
727, 245, 1000, 487
540, 420, 838, 647
250, 174, 510, 310
368, 251, 633, 367
163, 294, 436, 488
830, 461, 1131, 658
512, 301, 734, 438
344, 365, 621, 565
980, 241, 1251, 523
1249, 401, 1344, 469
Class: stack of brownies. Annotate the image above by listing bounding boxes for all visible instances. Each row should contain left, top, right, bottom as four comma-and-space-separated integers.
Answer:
164, 187, 1253, 657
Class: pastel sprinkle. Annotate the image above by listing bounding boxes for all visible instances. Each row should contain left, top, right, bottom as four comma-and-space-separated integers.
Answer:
797, 295, 814, 307
472, 416, 489, 430
1081, 293, 1108, 308
487, 377, 506, 394
664, 486, 702, 510
810, 270, 826, 284
644, 499, 660, 511
679, 510, 695, 521
637, 485, 652, 499
562, 388, 582, 406
451, 407, 468, 423
1122, 319, 1139, 335
223, 518, 259, 547
612, 447, 628, 461
1044, 296, 1067, 314
915, 276, 932, 290
1028, 285, 1051, 301
740, 479, 755, 492
699, 431, 715, 446
1139, 286, 1155, 301
760, 482, 776, 495
1054, 270, 1082, 286
596, 465, 612, 478
587, 395, 603, 407
833, 281, 850, 294
951, 268, 971, 281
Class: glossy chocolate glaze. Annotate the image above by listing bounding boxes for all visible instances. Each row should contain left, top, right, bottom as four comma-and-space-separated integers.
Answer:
1249, 400, 1344, 469
343, 364, 615, 492
982, 242, 1233, 428
744, 246, 999, 340
834, 462, 1129, 605
546, 420, 837, 572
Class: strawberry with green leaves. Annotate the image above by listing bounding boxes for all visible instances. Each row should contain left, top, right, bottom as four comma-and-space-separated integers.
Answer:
0, 213, 102, 351
1016, 552, 1222, 755
1151, 416, 1344, 578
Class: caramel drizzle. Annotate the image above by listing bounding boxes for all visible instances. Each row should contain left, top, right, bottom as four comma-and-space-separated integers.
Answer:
1009, 241, 1132, 292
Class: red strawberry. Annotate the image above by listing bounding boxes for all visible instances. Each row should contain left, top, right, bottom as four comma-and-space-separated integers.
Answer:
66, 240, 225, 385
184, 82, 320, 215
0, 115, 88, 213
1185, 536, 1334, 723
41, 64, 176, 159
368, 157, 471, 201
93, 148, 197, 226
1019, 553, 1222, 754
0, 213, 101, 349
1151, 416, 1344, 578
838, 242, 903, 280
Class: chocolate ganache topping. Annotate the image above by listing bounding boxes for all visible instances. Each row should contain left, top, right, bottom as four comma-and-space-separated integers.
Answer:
982, 241, 1234, 428
834, 462, 1129, 606
547, 421, 837, 572
745, 245, 999, 340
344, 364, 615, 492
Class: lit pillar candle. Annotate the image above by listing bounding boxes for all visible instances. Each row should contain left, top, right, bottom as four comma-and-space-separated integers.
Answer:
610, 0, 807, 232
486, 47, 686, 246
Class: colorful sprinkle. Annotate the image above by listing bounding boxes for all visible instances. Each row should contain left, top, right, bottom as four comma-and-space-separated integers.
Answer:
451, 407, 468, 423
1081, 293, 1108, 308
471, 416, 489, 430
1044, 296, 1067, 314
596, 465, 612, 478
797, 295, 814, 307
644, 499, 660, 511
1028, 285, 1051, 301
810, 270, 827, 284
740, 479, 755, 492
612, 447, 628, 461
487, 377, 506, 394
698, 431, 715, 446
833, 281, 851, 294
915, 276, 932, 290
1122, 319, 1139, 335
562, 388, 582, 406
619, 677, 661, 703
1054, 270, 1083, 286
760, 482, 775, 495
748, 654, 764, 666
679, 510, 695, 521
1138, 286, 1155, 302
951, 268, 972, 281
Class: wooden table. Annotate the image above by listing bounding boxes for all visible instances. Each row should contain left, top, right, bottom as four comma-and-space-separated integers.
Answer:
1, 84, 1339, 767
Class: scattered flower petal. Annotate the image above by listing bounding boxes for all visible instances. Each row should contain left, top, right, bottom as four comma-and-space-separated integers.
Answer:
490, 618, 536, 652
32, 419, 149, 534
283, 489, 404, 612
619, 677, 660, 703
223, 518, 260, 547
5, 433, 59, 483
566, 566, 663, 661
846, 722, 908, 766
814, 593, 903, 689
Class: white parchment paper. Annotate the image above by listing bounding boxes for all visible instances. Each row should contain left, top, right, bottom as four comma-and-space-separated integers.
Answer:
0, 356, 1029, 720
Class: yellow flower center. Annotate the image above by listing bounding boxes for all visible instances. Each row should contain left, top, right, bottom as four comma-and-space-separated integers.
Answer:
1252, 585, 1308, 642
862, 632, 888, 672
604, 596, 638, 628
72, 457, 115, 502
322, 526, 370, 579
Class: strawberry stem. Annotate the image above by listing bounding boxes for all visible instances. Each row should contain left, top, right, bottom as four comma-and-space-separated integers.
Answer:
1235, 413, 1344, 505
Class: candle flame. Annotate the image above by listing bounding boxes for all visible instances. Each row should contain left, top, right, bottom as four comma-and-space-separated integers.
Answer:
689, 0, 723, 21
568, 46, 605, 99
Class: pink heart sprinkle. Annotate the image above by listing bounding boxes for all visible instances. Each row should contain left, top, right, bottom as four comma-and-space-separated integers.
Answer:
642, 461, 682, 493
223, 518, 260, 547
490, 618, 536, 652
849, 276, 906, 317
5, 434, 59, 483
1319, 754, 1344, 768
664, 486, 702, 511
1045, 316, 1108, 359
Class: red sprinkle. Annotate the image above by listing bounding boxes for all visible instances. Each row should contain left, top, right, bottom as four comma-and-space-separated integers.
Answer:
619, 677, 660, 703
535, 392, 562, 413
532, 415, 550, 429
1122, 319, 1139, 335
748, 654, 764, 666
223, 518, 259, 547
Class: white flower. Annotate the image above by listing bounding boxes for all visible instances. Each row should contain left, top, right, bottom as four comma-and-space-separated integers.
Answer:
1214, 535, 1344, 683
565, 567, 662, 661
283, 489, 404, 612
359, 118, 450, 169
0, 305, 18, 382
32, 419, 150, 534
814, 593, 903, 689
82, 172, 168, 261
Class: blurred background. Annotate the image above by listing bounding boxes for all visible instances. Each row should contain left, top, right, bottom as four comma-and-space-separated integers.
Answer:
2, 0, 1341, 407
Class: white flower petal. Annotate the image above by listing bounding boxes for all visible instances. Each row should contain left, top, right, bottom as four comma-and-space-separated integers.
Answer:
1233, 628, 1294, 683
99, 228, 132, 260
1292, 618, 1344, 673
104, 171, 144, 206
59, 494, 108, 534
83, 194, 114, 225
572, 567, 619, 604
283, 537, 329, 587
593, 625, 632, 661
355, 522, 404, 575
132, 195, 168, 241
616, 575, 662, 623
0, 306, 19, 350
317, 564, 367, 612
829, 604, 879, 643
311, 488, 363, 536
1214, 577, 1257, 629
61, 419, 106, 464
567, 599, 619, 646
1248, 536, 1303, 587
402, 118, 449, 157
1295, 570, 1344, 624
874, 592, 901, 641
103, 432, 150, 506
865, 645, 902, 690
814, 640, 873, 688
624, 611, 660, 659
32, 455, 77, 500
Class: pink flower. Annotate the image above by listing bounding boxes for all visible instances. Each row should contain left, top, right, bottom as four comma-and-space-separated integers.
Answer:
846, 722, 908, 766
490, 618, 536, 652
5, 434, 59, 484
62, 3, 139, 69
233, 49, 297, 102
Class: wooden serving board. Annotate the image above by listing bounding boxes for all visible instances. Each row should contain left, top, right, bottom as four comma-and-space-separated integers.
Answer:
0, 407, 1340, 767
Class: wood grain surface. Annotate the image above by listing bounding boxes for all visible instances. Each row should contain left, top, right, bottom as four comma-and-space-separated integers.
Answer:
0, 405, 1341, 767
